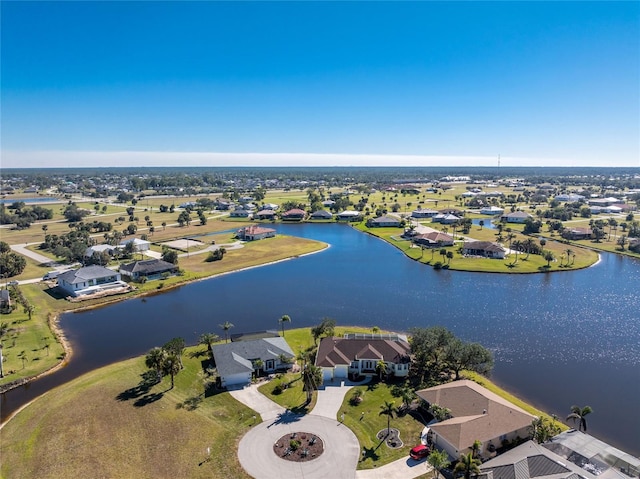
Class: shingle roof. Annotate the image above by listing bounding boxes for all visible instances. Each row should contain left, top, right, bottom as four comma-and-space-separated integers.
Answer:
57, 265, 118, 284
120, 259, 177, 275
212, 338, 294, 377
463, 241, 505, 253
315, 337, 411, 368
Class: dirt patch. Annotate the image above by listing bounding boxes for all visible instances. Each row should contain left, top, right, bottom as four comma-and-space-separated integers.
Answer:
161, 239, 204, 250
273, 432, 324, 462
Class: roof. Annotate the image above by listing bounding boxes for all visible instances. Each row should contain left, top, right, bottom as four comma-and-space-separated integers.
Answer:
337, 210, 360, 217
120, 259, 177, 275
310, 210, 333, 218
416, 380, 535, 451
256, 209, 277, 216
370, 215, 400, 224
463, 241, 506, 253
119, 238, 151, 246
238, 225, 276, 235
57, 265, 119, 284
212, 337, 294, 377
502, 211, 531, 218
282, 208, 306, 216
415, 231, 454, 243
315, 337, 411, 368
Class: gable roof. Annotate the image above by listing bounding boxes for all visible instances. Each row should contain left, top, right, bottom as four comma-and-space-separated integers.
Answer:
57, 265, 118, 284
463, 241, 505, 253
212, 337, 294, 377
310, 209, 333, 218
282, 208, 306, 216
417, 380, 535, 451
120, 259, 177, 275
370, 215, 400, 224
315, 337, 411, 368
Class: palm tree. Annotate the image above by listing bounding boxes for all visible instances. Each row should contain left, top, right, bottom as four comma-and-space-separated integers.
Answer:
478, 220, 484, 230
540, 237, 547, 253
523, 238, 535, 260
376, 359, 387, 380
0, 322, 9, 378
446, 251, 453, 265
278, 314, 291, 337
162, 353, 181, 389
428, 449, 451, 479
302, 363, 322, 403
566, 405, 593, 432
543, 251, 555, 267
471, 439, 482, 458
18, 350, 27, 369
454, 452, 481, 479
199, 333, 219, 357
219, 321, 234, 343
145, 346, 166, 382
379, 401, 395, 437
565, 248, 574, 265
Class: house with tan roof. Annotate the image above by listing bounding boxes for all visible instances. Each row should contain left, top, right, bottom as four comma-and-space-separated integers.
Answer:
413, 231, 454, 247
315, 333, 411, 382
416, 380, 535, 460
236, 225, 276, 241
462, 241, 507, 259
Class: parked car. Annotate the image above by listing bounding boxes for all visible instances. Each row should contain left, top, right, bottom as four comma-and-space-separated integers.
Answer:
43, 271, 62, 281
8, 280, 19, 286
409, 444, 430, 460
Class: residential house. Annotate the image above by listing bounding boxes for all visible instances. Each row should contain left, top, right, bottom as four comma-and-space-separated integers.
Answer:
500, 211, 533, 223
310, 210, 333, 220
555, 193, 585, 202
119, 238, 151, 252
261, 203, 279, 210
230, 208, 252, 218
432, 214, 461, 224
462, 241, 507, 259
479, 206, 504, 215
281, 208, 306, 221
412, 231, 454, 247
336, 210, 362, 222
119, 259, 178, 281
315, 334, 411, 382
212, 337, 294, 388
255, 209, 277, 220
322, 200, 336, 208
0, 290, 11, 309
411, 208, 439, 218
236, 225, 276, 241
562, 227, 592, 240
84, 244, 118, 258
416, 380, 535, 460
57, 265, 123, 297
367, 215, 401, 227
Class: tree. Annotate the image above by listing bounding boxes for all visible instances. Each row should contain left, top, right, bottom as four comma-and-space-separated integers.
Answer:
18, 350, 27, 369
379, 401, 395, 437
446, 251, 453, 265
161, 246, 179, 265
530, 416, 561, 444
454, 452, 481, 479
145, 346, 167, 382
302, 363, 322, 403
566, 405, 592, 432
0, 241, 27, 278
478, 220, 484, 230
219, 321, 234, 343
311, 317, 336, 345
539, 238, 547, 252
429, 404, 452, 422
278, 314, 291, 337
428, 449, 451, 479
376, 359, 388, 381
471, 439, 482, 458
199, 333, 219, 357
163, 337, 185, 369
162, 352, 181, 389
543, 251, 555, 267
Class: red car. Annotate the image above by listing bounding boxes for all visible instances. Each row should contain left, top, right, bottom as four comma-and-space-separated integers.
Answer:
409, 444, 430, 460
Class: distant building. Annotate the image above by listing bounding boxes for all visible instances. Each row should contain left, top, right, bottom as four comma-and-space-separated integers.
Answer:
236, 225, 276, 241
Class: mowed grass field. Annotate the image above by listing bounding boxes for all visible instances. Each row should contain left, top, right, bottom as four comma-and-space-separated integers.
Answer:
0, 348, 255, 479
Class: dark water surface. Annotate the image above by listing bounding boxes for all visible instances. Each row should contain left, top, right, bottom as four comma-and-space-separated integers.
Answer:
2, 223, 639, 455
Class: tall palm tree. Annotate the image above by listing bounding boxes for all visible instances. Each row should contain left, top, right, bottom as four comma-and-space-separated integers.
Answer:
376, 359, 388, 380
199, 333, 219, 357
566, 405, 593, 432
162, 353, 181, 389
0, 322, 9, 378
219, 321, 234, 343
379, 401, 395, 437
145, 346, 166, 382
454, 452, 481, 479
428, 449, 451, 479
543, 251, 555, 267
278, 314, 291, 337
471, 439, 482, 458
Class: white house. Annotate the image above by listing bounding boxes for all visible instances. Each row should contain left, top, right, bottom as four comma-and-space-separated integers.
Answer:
315, 334, 411, 382
479, 206, 504, 215
212, 337, 294, 388
336, 210, 361, 221
57, 265, 123, 297
411, 208, 439, 218
500, 211, 532, 223
119, 238, 151, 252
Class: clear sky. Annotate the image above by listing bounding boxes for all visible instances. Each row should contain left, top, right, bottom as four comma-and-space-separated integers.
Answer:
1, 1, 639, 168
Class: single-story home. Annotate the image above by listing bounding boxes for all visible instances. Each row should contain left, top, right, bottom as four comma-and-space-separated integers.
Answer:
310, 209, 333, 220
462, 241, 507, 259
261, 203, 279, 210
479, 206, 504, 215
432, 214, 461, 224
555, 193, 585, 202
367, 215, 401, 227
500, 211, 533, 223
57, 265, 123, 297
119, 259, 178, 281
119, 238, 151, 252
254, 209, 277, 220
336, 210, 362, 222
84, 244, 118, 258
417, 380, 535, 460
322, 200, 336, 207
281, 208, 306, 221
315, 334, 411, 382
212, 337, 295, 388
562, 227, 592, 240
236, 225, 276, 241
230, 208, 252, 218
411, 208, 439, 218
413, 231, 454, 247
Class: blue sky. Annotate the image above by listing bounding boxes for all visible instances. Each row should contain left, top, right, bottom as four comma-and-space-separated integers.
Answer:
1, 1, 638, 168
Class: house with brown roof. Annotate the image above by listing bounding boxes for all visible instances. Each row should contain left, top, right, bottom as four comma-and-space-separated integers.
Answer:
462, 241, 507, 259
236, 225, 276, 241
315, 333, 411, 382
417, 380, 535, 460
413, 231, 454, 247
281, 208, 306, 221
562, 227, 592, 240
255, 209, 277, 220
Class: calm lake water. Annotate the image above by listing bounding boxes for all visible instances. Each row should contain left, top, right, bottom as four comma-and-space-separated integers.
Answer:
2, 223, 639, 455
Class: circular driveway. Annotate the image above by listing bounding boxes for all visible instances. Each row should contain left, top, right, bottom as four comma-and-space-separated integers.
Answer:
238, 413, 360, 479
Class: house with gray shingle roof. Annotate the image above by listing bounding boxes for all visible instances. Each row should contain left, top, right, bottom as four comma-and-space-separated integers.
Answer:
119, 259, 178, 281
367, 215, 401, 227
315, 334, 411, 382
462, 241, 507, 259
212, 337, 294, 388
417, 380, 535, 460
57, 265, 122, 297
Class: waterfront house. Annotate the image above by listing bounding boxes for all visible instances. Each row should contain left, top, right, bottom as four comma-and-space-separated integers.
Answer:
212, 337, 294, 388
417, 380, 535, 460
57, 265, 123, 297
281, 208, 306, 221
236, 225, 276, 241
315, 334, 411, 382
562, 227, 592, 240
310, 210, 333, 220
500, 211, 533, 223
336, 210, 362, 222
432, 214, 461, 224
413, 231, 454, 247
255, 209, 277, 220
230, 208, 252, 218
367, 215, 401, 227
462, 241, 507, 259
119, 259, 178, 282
